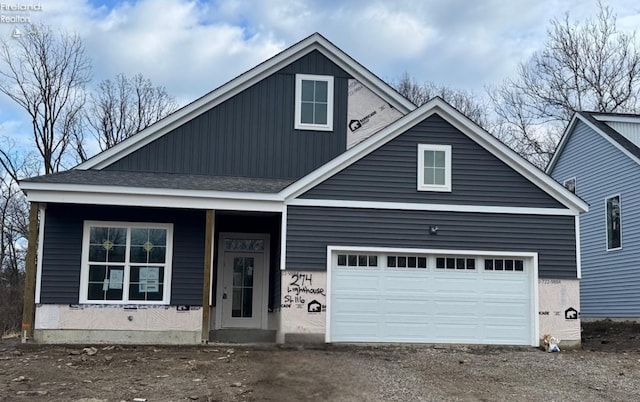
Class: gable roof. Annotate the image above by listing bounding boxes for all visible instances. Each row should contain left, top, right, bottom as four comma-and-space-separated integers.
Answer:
76, 33, 416, 170
284, 97, 588, 213
547, 111, 640, 173
20, 97, 587, 214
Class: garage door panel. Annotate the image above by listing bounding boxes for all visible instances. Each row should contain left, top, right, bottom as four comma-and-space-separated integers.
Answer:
333, 273, 380, 292
330, 251, 534, 345
332, 298, 381, 315
383, 323, 433, 339
383, 275, 430, 291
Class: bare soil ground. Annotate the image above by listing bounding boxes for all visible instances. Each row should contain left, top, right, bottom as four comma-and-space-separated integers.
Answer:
1, 321, 639, 402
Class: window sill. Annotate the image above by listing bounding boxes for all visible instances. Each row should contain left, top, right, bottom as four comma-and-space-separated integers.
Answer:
295, 123, 333, 131
417, 185, 452, 192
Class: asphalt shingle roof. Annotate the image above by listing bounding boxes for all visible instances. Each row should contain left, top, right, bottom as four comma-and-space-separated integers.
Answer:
21, 170, 295, 194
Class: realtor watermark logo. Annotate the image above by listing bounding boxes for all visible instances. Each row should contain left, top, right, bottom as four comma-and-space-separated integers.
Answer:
1, 3, 43, 24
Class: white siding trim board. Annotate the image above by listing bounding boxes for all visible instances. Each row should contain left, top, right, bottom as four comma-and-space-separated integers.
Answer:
34, 204, 46, 304
22, 188, 284, 213
289, 198, 578, 216
575, 215, 582, 279
280, 205, 288, 271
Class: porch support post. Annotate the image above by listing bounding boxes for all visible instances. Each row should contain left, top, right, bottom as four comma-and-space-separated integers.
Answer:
22, 202, 40, 342
201, 209, 215, 343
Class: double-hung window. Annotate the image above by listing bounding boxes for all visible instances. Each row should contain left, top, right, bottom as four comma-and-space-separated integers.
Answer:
295, 74, 334, 131
605, 195, 622, 251
418, 144, 452, 192
80, 221, 173, 304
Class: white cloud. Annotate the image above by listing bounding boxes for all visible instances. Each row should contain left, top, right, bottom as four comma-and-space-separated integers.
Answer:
1, 0, 640, 161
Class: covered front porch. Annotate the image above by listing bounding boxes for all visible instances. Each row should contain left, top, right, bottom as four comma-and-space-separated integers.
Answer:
207, 211, 282, 343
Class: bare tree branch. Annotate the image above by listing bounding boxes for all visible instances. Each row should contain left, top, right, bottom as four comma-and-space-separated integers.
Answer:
85, 73, 177, 155
489, 2, 640, 168
392, 72, 491, 129
0, 24, 91, 174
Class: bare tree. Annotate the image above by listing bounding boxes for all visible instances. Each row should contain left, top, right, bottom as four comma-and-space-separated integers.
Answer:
0, 24, 91, 174
85, 73, 177, 154
0, 138, 38, 336
489, 2, 640, 168
393, 72, 492, 129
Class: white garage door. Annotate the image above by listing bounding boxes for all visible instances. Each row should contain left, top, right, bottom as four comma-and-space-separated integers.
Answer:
328, 249, 536, 346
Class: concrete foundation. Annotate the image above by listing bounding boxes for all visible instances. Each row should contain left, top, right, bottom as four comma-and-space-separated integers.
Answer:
34, 329, 200, 344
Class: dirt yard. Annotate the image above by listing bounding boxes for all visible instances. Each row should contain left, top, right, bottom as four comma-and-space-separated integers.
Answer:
1, 321, 639, 401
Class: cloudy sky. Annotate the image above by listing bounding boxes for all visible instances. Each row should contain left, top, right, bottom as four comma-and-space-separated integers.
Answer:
1, 0, 640, 156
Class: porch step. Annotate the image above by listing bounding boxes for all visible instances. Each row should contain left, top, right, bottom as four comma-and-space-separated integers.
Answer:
209, 329, 276, 343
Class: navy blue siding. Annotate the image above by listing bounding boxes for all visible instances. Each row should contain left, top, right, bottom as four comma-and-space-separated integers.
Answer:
40, 204, 205, 305
550, 120, 640, 317
105, 50, 351, 180
286, 206, 577, 278
302, 114, 564, 208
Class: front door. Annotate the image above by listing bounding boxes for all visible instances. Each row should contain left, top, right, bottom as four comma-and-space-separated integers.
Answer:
221, 252, 265, 328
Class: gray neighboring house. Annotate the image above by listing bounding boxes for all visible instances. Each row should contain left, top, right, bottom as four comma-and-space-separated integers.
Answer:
548, 112, 640, 319
19, 33, 587, 347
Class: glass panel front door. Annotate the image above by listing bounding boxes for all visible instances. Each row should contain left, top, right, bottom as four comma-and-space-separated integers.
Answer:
232, 256, 254, 318
221, 250, 264, 328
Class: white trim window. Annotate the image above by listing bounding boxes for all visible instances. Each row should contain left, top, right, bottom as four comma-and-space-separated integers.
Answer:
418, 144, 452, 192
295, 74, 334, 131
605, 195, 622, 251
80, 221, 173, 304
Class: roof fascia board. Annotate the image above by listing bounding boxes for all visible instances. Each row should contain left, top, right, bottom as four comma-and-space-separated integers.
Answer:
591, 114, 640, 124
78, 34, 414, 170
546, 114, 579, 174
19, 181, 284, 202
283, 98, 588, 213
23, 189, 283, 212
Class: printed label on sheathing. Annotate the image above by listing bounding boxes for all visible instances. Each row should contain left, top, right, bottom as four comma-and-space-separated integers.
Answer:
346, 79, 403, 148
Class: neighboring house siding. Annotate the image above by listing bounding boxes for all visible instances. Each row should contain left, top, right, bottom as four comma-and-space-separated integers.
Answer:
40, 204, 205, 305
286, 206, 577, 278
301, 114, 564, 208
550, 120, 640, 317
105, 50, 351, 180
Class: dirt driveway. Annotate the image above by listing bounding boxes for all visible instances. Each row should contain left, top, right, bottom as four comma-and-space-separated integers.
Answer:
1, 321, 639, 402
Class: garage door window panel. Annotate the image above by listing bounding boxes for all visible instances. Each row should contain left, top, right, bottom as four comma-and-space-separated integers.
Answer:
387, 255, 427, 269
337, 253, 378, 268
484, 258, 525, 272
436, 257, 475, 270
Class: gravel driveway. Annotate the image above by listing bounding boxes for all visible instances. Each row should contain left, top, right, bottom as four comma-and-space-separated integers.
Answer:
1, 321, 638, 401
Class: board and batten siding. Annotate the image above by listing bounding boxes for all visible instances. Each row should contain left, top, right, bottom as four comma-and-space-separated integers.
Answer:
39, 204, 205, 306
550, 120, 640, 317
104, 50, 351, 180
301, 114, 564, 208
286, 206, 577, 278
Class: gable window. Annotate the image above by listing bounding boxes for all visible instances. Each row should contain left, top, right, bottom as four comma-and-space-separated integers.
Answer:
295, 74, 334, 131
563, 177, 576, 194
80, 221, 173, 304
417, 144, 452, 192
605, 195, 622, 251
